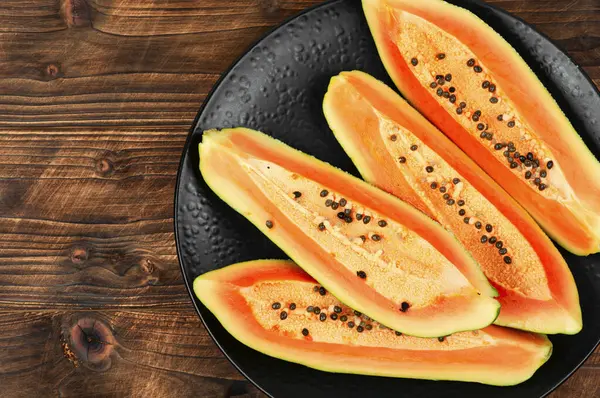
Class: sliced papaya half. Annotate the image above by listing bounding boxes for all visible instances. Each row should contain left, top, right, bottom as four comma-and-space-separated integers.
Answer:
363, 0, 600, 255
323, 70, 582, 335
194, 259, 553, 386
199, 127, 500, 337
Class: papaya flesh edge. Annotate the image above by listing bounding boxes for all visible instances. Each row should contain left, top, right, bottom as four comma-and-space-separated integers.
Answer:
362, 0, 600, 255
193, 259, 553, 386
199, 127, 500, 338
323, 70, 582, 335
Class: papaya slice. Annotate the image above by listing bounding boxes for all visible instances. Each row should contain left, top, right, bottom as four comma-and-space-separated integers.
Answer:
194, 259, 553, 386
199, 128, 500, 337
323, 71, 582, 335
362, 0, 600, 255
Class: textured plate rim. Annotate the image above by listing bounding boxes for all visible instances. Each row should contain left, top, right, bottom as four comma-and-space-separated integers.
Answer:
172, 1, 600, 397
173, 2, 341, 397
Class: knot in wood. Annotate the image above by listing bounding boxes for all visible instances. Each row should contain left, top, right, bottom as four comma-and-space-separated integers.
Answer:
61, 0, 91, 28
65, 317, 115, 371
70, 246, 89, 264
94, 158, 114, 176
45, 64, 61, 79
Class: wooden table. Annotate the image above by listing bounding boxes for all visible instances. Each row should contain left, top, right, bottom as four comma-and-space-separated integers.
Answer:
0, 0, 598, 397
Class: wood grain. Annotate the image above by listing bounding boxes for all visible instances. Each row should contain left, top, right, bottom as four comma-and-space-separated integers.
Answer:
0, 0, 598, 397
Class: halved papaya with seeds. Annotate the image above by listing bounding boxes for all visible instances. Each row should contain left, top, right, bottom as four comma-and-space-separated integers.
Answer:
323, 70, 581, 335
199, 128, 500, 337
363, 0, 600, 255
194, 259, 553, 386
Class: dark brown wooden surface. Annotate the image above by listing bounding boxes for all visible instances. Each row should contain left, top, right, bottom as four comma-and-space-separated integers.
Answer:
0, 0, 598, 397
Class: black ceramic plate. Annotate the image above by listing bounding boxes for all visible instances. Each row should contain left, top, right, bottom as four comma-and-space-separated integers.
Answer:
175, 1, 600, 396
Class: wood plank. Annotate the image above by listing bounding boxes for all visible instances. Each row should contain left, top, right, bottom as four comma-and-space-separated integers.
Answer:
0, 130, 186, 179
0, 309, 264, 398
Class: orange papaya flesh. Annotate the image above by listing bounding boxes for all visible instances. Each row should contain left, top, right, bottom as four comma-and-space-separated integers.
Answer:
363, 0, 600, 255
194, 259, 553, 386
323, 71, 582, 335
199, 128, 500, 337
